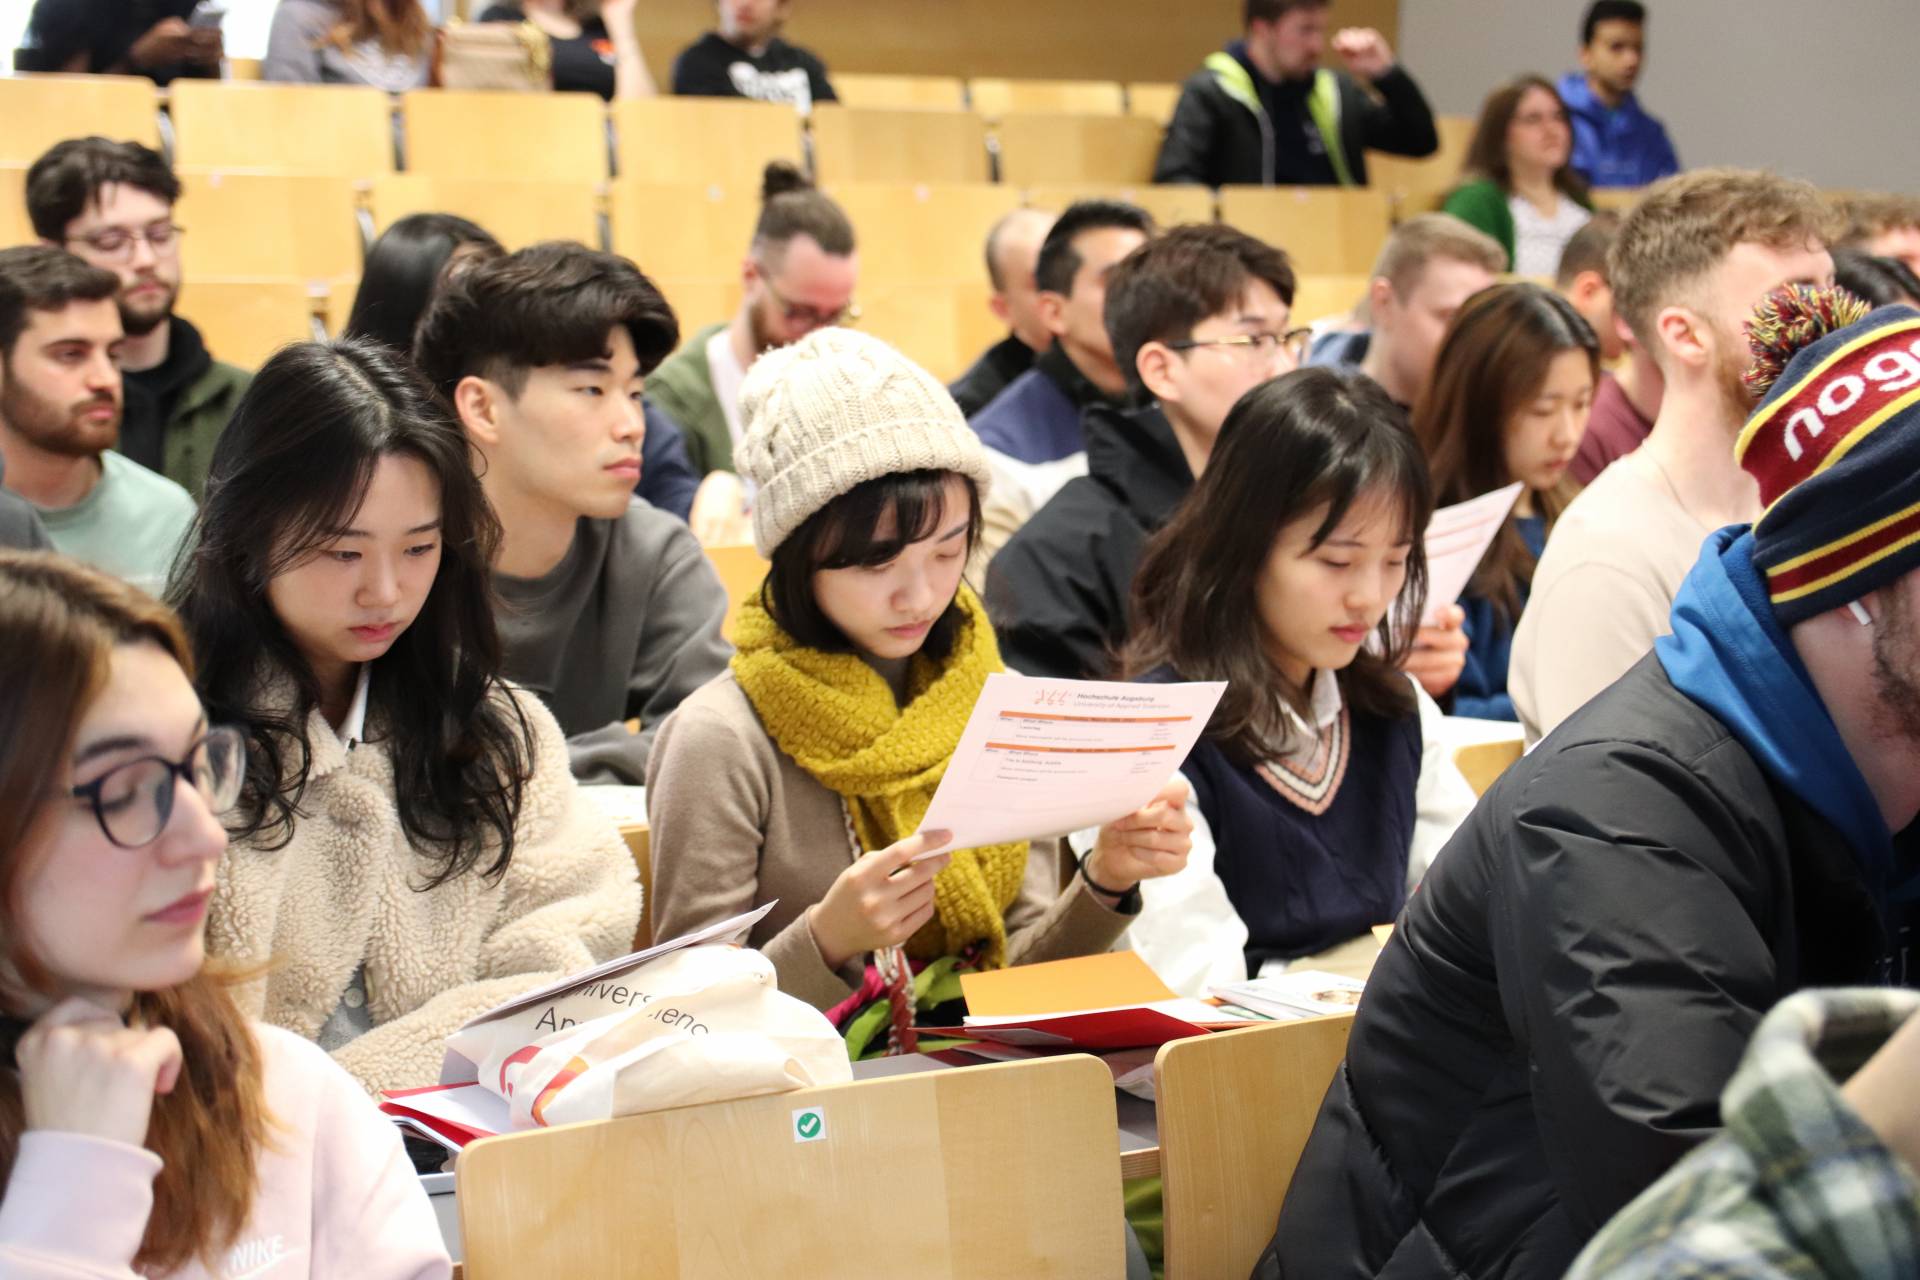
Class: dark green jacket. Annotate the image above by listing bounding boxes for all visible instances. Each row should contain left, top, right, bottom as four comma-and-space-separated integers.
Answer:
1442, 178, 1594, 273
646, 323, 732, 477
167, 358, 252, 499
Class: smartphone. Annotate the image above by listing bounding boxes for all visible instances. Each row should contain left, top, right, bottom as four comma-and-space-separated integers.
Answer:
188, 1, 226, 29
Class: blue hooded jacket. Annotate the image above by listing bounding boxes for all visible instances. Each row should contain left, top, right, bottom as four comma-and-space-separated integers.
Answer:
1556, 71, 1680, 189
1655, 527, 1898, 914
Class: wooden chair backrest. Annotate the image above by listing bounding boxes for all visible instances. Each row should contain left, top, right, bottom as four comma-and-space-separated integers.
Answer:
1453, 738, 1524, 798
833, 73, 968, 112
175, 171, 363, 282
1216, 187, 1394, 277
174, 278, 323, 370
612, 97, 802, 188
826, 182, 1022, 284
809, 106, 991, 185
995, 113, 1162, 187
456, 1053, 1126, 1278
704, 543, 769, 643
365, 174, 604, 251
1021, 182, 1213, 228
170, 80, 394, 175
1126, 81, 1182, 125
969, 77, 1126, 120
0, 74, 158, 165
401, 89, 607, 181
1155, 1013, 1354, 1280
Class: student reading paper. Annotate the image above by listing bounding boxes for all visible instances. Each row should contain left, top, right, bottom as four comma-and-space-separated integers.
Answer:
0, 552, 448, 1278
172, 341, 640, 1096
646, 328, 1192, 1057
1122, 369, 1474, 995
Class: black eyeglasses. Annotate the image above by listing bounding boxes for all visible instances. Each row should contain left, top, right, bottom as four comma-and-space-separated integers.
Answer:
69, 726, 246, 849
1167, 328, 1315, 361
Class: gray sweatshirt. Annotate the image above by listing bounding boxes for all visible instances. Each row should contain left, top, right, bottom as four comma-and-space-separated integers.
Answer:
0, 455, 53, 552
493, 499, 732, 786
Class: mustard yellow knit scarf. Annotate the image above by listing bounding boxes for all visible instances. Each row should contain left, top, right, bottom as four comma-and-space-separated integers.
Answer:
731, 585, 1029, 967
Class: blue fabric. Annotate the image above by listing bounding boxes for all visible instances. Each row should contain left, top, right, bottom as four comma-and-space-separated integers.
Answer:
1306, 328, 1369, 370
1557, 71, 1679, 189
636, 400, 698, 521
1454, 514, 1545, 721
1655, 528, 1895, 907
968, 367, 1087, 465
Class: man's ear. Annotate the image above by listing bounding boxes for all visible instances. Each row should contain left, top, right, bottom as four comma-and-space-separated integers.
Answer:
1567, 269, 1606, 308
1136, 341, 1179, 405
988, 292, 1012, 326
740, 255, 762, 293
1653, 303, 1710, 373
1366, 275, 1396, 327
453, 375, 502, 448
1035, 290, 1071, 340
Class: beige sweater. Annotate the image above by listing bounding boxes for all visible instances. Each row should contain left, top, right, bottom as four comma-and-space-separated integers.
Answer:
208, 681, 642, 1096
646, 670, 1135, 1013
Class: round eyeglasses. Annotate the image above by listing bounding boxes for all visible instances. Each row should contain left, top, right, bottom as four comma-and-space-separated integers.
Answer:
69, 725, 246, 849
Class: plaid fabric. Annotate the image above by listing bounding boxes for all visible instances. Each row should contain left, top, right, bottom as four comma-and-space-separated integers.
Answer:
1569, 989, 1920, 1279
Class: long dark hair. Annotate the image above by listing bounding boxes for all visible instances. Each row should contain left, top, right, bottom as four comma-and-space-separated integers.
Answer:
169, 340, 533, 888
342, 213, 502, 356
1412, 282, 1596, 621
1459, 74, 1590, 205
1125, 368, 1433, 763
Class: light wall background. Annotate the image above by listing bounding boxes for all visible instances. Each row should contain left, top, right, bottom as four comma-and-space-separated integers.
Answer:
1397, 0, 1920, 193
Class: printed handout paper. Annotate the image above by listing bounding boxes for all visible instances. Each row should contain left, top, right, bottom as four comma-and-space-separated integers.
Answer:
1419, 482, 1525, 626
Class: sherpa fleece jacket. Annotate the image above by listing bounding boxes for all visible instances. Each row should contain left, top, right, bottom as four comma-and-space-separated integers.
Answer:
208, 679, 642, 1096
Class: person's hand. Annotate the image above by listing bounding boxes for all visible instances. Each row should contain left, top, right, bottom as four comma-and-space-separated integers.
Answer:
1404, 604, 1468, 698
1331, 27, 1396, 79
17, 998, 182, 1149
807, 830, 954, 970
186, 25, 224, 65
128, 17, 202, 68
690, 471, 752, 547
1086, 780, 1193, 894
601, 0, 638, 25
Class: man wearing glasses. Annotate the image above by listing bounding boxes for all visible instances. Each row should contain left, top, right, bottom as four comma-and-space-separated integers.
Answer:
647, 167, 856, 544
26, 137, 251, 500
986, 224, 1303, 680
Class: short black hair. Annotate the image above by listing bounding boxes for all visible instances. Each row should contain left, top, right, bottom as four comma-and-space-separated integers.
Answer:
762, 470, 982, 658
0, 245, 120, 359
1832, 249, 1920, 309
26, 137, 182, 242
1245, 0, 1330, 27
1554, 210, 1619, 288
1035, 199, 1156, 297
1582, 0, 1646, 45
1104, 224, 1296, 395
413, 241, 680, 400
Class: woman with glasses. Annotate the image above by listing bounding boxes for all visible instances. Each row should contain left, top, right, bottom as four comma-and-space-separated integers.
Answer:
0, 551, 449, 1277
1121, 369, 1476, 994
1443, 75, 1595, 279
1412, 284, 1599, 721
168, 339, 640, 1097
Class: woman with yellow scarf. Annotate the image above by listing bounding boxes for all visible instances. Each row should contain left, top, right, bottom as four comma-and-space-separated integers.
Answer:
646, 328, 1192, 1057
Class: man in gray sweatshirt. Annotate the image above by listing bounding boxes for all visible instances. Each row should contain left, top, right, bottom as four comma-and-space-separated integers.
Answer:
415, 242, 732, 785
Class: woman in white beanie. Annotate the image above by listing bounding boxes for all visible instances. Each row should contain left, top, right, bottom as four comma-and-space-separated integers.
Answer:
645, 328, 1192, 1057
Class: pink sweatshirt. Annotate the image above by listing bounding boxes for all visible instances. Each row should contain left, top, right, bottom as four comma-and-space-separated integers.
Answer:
0, 1024, 451, 1279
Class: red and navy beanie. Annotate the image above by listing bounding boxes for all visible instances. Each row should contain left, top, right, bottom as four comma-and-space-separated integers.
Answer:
1736, 286, 1920, 625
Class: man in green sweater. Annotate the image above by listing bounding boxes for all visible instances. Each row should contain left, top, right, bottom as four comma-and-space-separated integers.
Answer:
647, 165, 856, 544
416, 242, 732, 785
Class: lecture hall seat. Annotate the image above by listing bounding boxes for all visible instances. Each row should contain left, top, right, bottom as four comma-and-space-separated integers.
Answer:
824, 182, 1022, 284
1126, 81, 1183, 126
1366, 113, 1476, 216
400, 88, 608, 182
608, 180, 761, 284
995, 113, 1164, 187
174, 279, 328, 371
0, 74, 159, 165
364, 175, 604, 251
611, 97, 803, 188
169, 80, 394, 176
808, 105, 992, 185
832, 73, 968, 111
1217, 187, 1395, 278
174, 171, 364, 281
968, 76, 1126, 121
1022, 182, 1215, 228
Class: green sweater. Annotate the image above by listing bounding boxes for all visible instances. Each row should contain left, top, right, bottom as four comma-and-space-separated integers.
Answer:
1442, 178, 1594, 273
646, 322, 732, 477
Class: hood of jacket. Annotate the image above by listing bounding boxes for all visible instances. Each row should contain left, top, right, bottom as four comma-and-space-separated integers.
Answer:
1655, 527, 1895, 904
1556, 69, 1642, 123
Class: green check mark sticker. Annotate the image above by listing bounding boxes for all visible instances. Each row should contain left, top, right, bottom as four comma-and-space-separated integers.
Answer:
793, 1106, 826, 1143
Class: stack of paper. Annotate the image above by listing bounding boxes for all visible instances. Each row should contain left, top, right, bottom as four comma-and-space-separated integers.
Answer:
921, 951, 1256, 1052
1210, 970, 1366, 1020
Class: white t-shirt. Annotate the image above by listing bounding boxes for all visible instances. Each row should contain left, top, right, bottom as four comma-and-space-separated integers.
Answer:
704, 327, 754, 500
1509, 193, 1592, 279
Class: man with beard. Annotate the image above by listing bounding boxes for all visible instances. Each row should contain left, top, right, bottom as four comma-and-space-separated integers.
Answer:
0, 246, 195, 594
1510, 169, 1835, 743
646, 162, 855, 544
26, 137, 251, 500
1263, 284, 1920, 1279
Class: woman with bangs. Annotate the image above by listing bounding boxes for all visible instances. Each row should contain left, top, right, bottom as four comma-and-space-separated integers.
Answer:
647, 329, 1192, 1058
0, 552, 448, 1277
1412, 283, 1598, 721
170, 339, 639, 1096
1122, 368, 1476, 994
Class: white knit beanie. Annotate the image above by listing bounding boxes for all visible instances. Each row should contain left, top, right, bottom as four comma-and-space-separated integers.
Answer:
735, 327, 993, 557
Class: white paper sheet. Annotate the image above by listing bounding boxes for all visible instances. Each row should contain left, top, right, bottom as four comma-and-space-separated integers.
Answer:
1418, 482, 1526, 625
911, 674, 1227, 855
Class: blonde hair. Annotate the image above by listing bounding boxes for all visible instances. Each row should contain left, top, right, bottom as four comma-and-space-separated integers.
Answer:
1371, 213, 1507, 298
1608, 168, 1838, 352
1837, 192, 1920, 247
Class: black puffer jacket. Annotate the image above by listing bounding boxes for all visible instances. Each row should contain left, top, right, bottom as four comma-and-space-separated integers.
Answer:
1257, 654, 1912, 1279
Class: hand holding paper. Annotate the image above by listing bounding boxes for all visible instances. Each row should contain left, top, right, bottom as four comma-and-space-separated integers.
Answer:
1085, 778, 1194, 890
807, 829, 952, 969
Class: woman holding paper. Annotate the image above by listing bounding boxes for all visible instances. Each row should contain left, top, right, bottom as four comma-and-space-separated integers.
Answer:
170, 341, 640, 1096
1411, 283, 1599, 720
1122, 368, 1476, 996
646, 329, 1192, 1057
0, 552, 449, 1277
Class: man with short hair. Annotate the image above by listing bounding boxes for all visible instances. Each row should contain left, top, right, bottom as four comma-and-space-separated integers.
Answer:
970, 201, 1154, 466
1558, 212, 1665, 484
1268, 289, 1920, 1280
1838, 192, 1920, 277
647, 174, 855, 542
1511, 168, 1835, 742
1308, 213, 1505, 409
27, 137, 251, 500
415, 242, 732, 785
949, 207, 1057, 419
1557, 0, 1680, 189
671, 0, 836, 110
987, 224, 1297, 680
1155, 0, 1437, 188
0, 245, 195, 595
